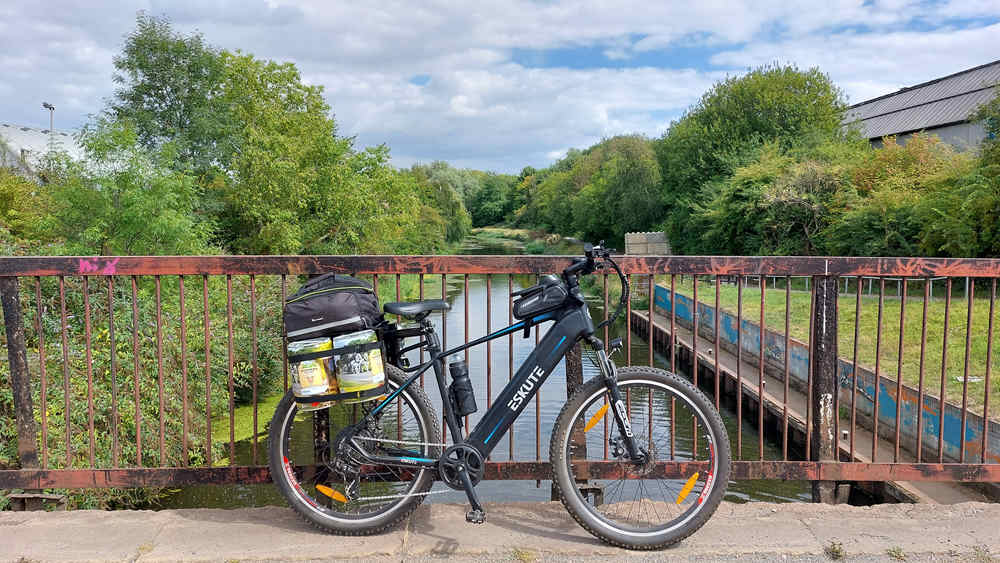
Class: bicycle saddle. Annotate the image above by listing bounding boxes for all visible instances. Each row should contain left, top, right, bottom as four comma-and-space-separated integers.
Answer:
384, 299, 450, 319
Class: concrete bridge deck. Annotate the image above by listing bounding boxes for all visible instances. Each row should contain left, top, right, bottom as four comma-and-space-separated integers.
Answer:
2, 501, 998, 562
631, 309, 987, 505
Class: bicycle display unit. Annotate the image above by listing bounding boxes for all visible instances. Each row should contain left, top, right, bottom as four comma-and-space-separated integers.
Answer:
268, 244, 733, 549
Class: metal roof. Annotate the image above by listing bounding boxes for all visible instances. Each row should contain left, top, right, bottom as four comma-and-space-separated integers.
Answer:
0, 122, 85, 165
844, 59, 1000, 139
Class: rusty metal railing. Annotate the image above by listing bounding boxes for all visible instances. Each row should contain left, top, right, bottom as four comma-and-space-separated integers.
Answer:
2, 255, 1000, 498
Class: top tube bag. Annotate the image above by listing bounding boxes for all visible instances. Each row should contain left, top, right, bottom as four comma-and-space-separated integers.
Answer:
284, 273, 383, 341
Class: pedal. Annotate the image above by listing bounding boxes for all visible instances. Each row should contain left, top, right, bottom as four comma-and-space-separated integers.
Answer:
465, 509, 486, 524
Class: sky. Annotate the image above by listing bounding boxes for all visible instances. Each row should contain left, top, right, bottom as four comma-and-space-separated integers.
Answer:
1, 1, 999, 172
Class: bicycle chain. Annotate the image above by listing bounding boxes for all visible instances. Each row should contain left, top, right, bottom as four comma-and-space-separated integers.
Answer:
353, 435, 450, 448
345, 417, 452, 503
354, 488, 453, 502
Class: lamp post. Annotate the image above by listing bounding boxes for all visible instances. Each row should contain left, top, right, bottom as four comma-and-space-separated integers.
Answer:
41, 102, 55, 131
41, 102, 55, 154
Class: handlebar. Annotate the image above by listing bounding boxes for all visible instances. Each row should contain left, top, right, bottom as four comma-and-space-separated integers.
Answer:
562, 241, 629, 331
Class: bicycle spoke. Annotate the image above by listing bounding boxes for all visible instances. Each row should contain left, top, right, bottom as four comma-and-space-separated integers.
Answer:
560, 374, 728, 541
276, 372, 435, 519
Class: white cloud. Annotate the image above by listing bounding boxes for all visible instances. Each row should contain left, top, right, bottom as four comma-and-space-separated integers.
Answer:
709, 22, 1000, 104
0, 1, 998, 171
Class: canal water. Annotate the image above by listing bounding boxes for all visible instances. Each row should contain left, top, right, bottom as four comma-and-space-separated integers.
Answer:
158, 233, 810, 508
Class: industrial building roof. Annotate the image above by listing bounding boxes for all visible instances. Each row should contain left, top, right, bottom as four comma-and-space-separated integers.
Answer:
844, 59, 1000, 139
0, 122, 85, 166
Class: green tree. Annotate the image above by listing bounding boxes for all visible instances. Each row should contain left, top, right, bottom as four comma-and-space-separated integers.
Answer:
587, 136, 662, 242
532, 169, 575, 233
824, 135, 970, 256
0, 165, 48, 242
40, 120, 214, 255
467, 172, 517, 227
214, 50, 349, 253
408, 162, 473, 242
108, 12, 227, 173
655, 63, 846, 253
216, 53, 437, 254
975, 95, 1000, 166
105, 14, 446, 256
696, 145, 794, 254
913, 101, 1000, 257
517, 136, 661, 243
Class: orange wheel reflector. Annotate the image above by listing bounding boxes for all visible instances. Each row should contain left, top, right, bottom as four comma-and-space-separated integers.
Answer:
584, 403, 610, 432
316, 484, 347, 503
676, 472, 700, 505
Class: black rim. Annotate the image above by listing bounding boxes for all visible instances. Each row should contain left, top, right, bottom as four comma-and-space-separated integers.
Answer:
277, 379, 430, 522
563, 378, 720, 536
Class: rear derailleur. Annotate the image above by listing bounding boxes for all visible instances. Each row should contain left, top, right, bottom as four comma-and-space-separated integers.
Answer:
329, 406, 386, 501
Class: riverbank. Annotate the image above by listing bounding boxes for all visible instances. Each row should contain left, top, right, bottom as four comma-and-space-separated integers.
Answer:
3, 501, 998, 562
460, 226, 579, 255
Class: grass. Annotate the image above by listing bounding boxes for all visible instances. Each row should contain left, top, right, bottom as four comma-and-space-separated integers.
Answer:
374, 272, 445, 304
468, 227, 579, 255
824, 540, 845, 560
475, 226, 533, 242
511, 548, 537, 562
658, 275, 1000, 418
887, 545, 906, 560
972, 545, 996, 562
210, 392, 283, 466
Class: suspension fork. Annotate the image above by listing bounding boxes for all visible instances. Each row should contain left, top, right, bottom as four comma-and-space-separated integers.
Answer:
587, 337, 644, 463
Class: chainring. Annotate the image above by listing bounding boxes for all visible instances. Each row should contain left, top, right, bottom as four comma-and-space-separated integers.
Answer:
437, 444, 485, 490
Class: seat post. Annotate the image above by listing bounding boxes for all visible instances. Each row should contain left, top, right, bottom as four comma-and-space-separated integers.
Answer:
420, 318, 441, 356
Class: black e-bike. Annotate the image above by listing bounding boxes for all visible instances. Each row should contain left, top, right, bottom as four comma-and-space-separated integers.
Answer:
268, 244, 731, 549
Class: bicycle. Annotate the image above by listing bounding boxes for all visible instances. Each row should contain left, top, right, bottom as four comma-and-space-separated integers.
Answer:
268, 243, 732, 549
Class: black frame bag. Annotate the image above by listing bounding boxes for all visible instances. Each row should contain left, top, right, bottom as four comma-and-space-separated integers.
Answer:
512, 274, 568, 320
284, 274, 383, 341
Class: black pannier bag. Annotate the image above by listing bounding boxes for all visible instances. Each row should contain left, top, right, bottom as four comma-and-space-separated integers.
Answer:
284, 273, 384, 341
512, 274, 568, 320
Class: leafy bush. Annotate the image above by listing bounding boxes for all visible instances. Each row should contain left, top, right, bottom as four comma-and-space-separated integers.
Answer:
655, 63, 846, 253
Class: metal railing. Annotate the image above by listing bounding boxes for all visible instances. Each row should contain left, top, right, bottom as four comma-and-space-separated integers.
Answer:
1, 255, 999, 498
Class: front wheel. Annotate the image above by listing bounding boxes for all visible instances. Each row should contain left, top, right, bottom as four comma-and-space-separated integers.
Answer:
550, 366, 731, 550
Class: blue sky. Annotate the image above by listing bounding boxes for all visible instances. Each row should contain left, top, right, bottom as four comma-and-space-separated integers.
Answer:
1, 1, 998, 172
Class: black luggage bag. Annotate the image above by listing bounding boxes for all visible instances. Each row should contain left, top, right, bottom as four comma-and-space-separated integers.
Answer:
283, 274, 383, 341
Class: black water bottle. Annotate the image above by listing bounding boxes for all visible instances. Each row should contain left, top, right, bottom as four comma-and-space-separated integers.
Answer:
448, 357, 477, 419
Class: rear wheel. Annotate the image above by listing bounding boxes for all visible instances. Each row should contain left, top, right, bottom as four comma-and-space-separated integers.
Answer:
550, 366, 731, 549
268, 364, 440, 534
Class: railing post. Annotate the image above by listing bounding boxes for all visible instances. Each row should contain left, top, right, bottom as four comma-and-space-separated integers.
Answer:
554, 343, 585, 500
1, 276, 39, 469
811, 275, 838, 503
565, 343, 583, 396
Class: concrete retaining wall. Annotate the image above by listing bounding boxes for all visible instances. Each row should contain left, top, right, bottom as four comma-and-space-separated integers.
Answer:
654, 284, 1000, 464
624, 232, 670, 255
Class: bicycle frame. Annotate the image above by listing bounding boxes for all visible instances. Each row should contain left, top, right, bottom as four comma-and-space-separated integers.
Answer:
355, 304, 605, 468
